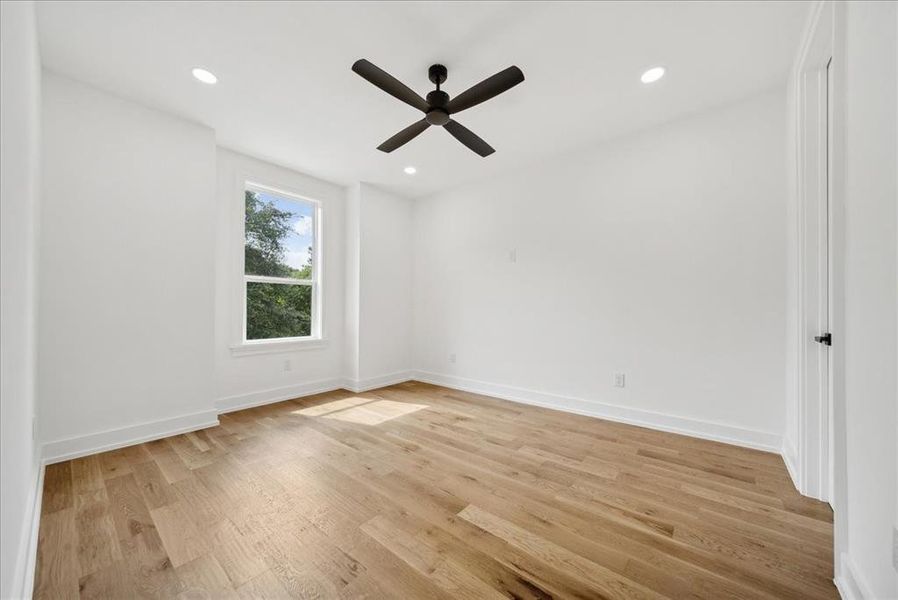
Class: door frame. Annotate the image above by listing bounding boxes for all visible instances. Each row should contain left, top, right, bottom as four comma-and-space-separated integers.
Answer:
793, 0, 842, 506
790, 0, 849, 586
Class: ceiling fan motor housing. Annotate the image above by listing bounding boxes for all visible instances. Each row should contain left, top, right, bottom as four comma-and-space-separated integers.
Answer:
425, 89, 450, 126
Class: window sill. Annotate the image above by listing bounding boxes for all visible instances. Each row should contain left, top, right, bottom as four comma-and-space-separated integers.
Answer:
229, 337, 328, 357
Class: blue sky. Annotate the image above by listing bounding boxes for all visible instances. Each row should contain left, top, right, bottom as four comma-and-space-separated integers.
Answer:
257, 191, 314, 272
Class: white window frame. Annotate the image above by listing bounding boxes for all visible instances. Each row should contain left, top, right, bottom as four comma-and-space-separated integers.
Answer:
231, 180, 326, 355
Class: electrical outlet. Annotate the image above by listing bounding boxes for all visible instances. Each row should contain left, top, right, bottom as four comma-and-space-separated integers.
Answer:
283, 359, 292, 372
449, 353, 457, 364
613, 373, 626, 388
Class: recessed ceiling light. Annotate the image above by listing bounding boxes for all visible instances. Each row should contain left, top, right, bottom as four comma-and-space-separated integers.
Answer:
191, 67, 218, 85
640, 67, 665, 84
404, 166, 417, 175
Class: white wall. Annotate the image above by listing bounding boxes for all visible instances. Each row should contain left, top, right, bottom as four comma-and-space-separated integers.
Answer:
214, 149, 347, 410
413, 88, 788, 450
0, 3, 43, 597
39, 73, 218, 459
839, 1, 898, 596
344, 184, 361, 383
356, 184, 413, 384
37, 75, 351, 451
343, 183, 414, 390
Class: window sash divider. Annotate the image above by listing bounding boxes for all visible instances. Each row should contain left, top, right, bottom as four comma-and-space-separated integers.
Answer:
245, 274, 312, 286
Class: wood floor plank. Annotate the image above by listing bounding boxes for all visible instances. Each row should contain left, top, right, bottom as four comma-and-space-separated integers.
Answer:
233, 569, 291, 599
150, 501, 210, 568
145, 439, 193, 484
565, 476, 833, 565
171, 475, 224, 531
70, 455, 105, 496
105, 473, 155, 541
458, 504, 664, 600
254, 527, 341, 599
35, 382, 837, 599
176, 553, 232, 597
74, 488, 123, 578
133, 459, 180, 510
360, 513, 507, 600
77, 559, 138, 600
98, 447, 137, 480
33, 508, 80, 600
119, 527, 184, 599
208, 518, 269, 587
42, 461, 73, 515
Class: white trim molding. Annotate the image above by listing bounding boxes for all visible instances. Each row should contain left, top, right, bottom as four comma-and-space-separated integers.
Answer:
229, 337, 329, 357
216, 377, 344, 414
834, 552, 874, 600
40, 375, 362, 465
412, 371, 782, 453
231, 168, 328, 353
40, 372, 786, 464
42, 409, 220, 465
781, 438, 800, 490
343, 371, 415, 394
41, 377, 347, 465
9, 463, 44, 600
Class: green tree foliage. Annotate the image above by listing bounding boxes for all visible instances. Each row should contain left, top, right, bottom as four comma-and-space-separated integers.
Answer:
246, 283, 311, 340
245, 190, 293, 277
244, 191, 313, 339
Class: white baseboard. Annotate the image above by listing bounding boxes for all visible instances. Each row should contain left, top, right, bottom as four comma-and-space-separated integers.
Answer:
215, 377, 344, 414
835, 552, 875, 600
41, 378, 347, 465
412, 371, 782, 453
37, 370, 783, 463
343, 371, 414, 393
782, 437, 800, 490
8, 461, 44, 600
42, 409, 220, 465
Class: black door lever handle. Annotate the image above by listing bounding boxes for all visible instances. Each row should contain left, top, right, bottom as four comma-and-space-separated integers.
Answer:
814, 333, 832, 346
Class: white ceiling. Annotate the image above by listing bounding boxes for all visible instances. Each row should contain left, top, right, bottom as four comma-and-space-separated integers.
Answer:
36, 1, 809, 198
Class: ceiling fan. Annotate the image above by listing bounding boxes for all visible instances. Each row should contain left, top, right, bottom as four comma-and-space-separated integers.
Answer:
351, 59, 524, 157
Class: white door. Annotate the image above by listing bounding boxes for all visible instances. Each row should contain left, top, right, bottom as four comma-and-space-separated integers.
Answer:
798, 47, 833, 503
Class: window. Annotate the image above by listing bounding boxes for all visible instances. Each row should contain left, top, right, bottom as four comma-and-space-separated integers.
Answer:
243, 183, 319, 342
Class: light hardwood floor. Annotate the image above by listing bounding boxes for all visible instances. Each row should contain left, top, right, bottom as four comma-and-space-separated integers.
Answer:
34, 381, 837, 599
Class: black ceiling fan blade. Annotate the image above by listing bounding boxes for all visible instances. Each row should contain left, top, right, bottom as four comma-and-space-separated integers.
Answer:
444, 119, 495, 157
377, 119, 431, 153
446, 66, 524, 115
352, 59, 429, 113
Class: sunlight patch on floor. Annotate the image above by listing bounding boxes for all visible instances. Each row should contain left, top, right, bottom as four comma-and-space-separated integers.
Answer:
324, 399, 428, 425
293, 396, 372, 417
293, 397, 428, 424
